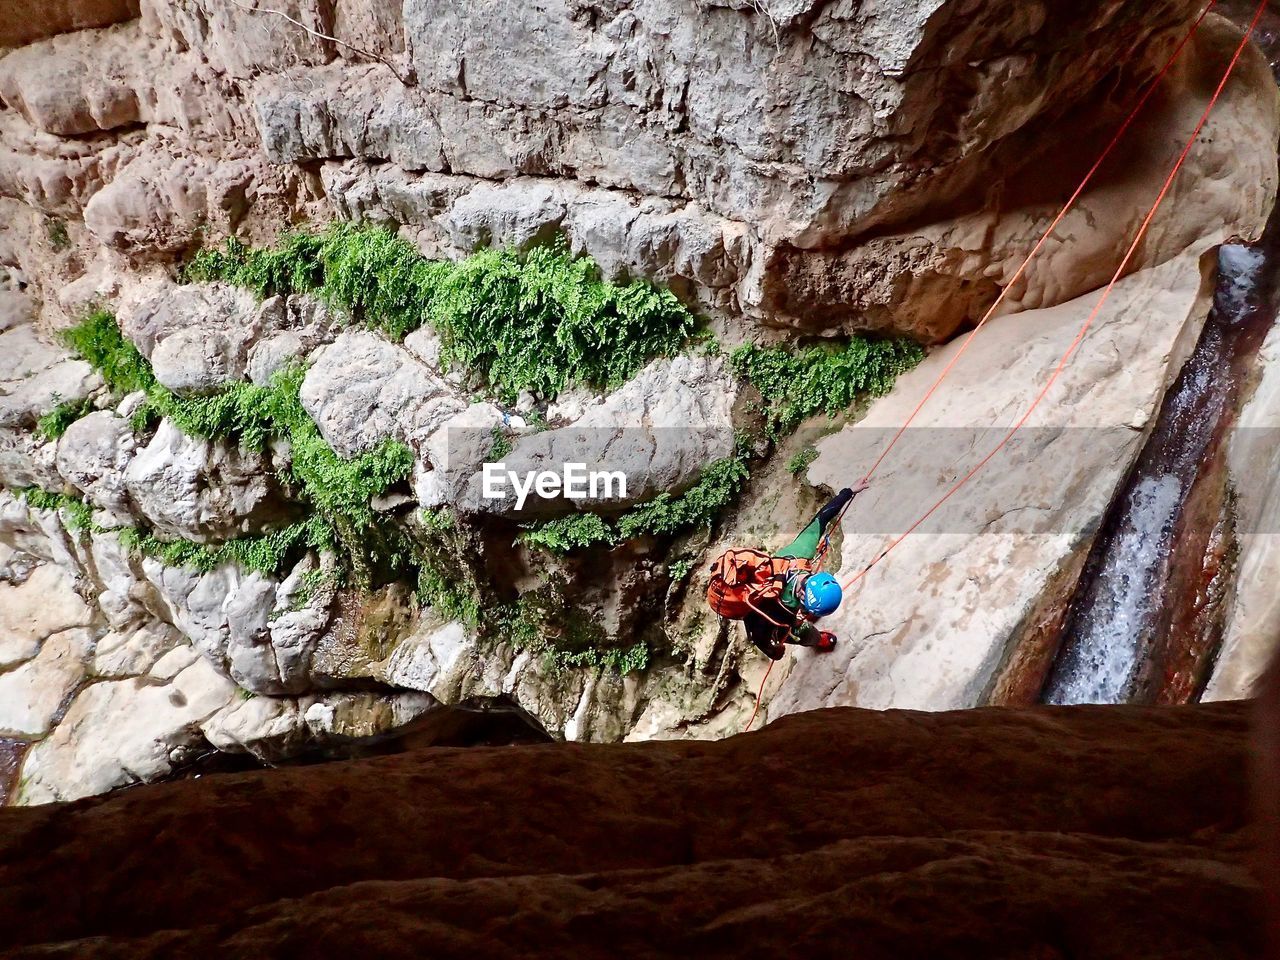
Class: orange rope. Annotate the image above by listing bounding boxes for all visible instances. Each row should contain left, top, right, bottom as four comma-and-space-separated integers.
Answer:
855, 0, 1220, 486
742, 0, 1251, 735
745, 658, 775, 732
840, 0, 1266, 593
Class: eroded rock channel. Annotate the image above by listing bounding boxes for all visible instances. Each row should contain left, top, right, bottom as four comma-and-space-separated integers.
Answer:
1043, 234, 1280, 704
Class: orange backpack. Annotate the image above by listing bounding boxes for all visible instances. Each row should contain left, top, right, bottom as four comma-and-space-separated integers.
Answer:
705, 548, 814, 621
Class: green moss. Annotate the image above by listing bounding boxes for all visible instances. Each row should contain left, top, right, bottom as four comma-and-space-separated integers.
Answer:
45, 218, 70, 252
730, 338, 924, 438
488, 423, 513, 461
787, 445, 819, 476
55, 311, 414, 587
185, 224, 700, 403
617, 454, 750, 540
36, 397, 95, 441
18, 487, 95, 532
495, 584, 649, 674
419, 507, 455, 533
667, 557, 695, 582
518, 451, 751, 554
61, 309, 157, 397
518, 513, 616, 553
19, 482, 331, 581
117, 520, 328, 579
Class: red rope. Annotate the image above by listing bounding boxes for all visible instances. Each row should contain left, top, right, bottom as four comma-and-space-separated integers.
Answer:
856, 0, 1220, 486
840, 0, 1267, 593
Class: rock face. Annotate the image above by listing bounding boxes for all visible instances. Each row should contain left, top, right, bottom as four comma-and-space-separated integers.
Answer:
123, 420, 288, 542
2, 0, 1280, 806
750, 16, 1280, 722
0, 701, 1261, 957
0, 0, 1223, 335
1205, 316, 1280, 700
0, 0, 138, 50
770, 250, 1222, 715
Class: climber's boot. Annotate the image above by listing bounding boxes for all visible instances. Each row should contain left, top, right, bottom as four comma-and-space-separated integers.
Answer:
815, 631, 837, 653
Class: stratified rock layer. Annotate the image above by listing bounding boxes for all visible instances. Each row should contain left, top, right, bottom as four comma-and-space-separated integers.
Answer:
0, 701, 1260, 958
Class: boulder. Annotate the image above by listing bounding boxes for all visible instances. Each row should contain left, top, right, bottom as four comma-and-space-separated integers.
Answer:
0, 290, 36, 331
460, 354, 737, 516
0, 427, 63, 490
83, 149, 256, 254
55, 410, 136, 520
0, 25, 145, 136
142, 553, 334, 695
300, 329, 466, 459
150, 329, 240, 394
124, 419, 288, 542
117, 281, 260, 361
15, 643, 239, 804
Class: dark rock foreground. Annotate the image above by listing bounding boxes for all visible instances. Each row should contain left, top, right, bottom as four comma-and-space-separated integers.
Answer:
0, 701, 1261, 958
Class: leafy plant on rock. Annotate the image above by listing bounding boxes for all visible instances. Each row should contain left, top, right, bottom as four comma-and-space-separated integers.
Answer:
729, 338, 924, 438
185, 224, 700, 403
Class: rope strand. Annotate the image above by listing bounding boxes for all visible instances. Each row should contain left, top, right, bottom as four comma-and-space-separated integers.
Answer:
840, 0, 1266, 593
741, 0, 1252, 733
856, 0, 1220, 486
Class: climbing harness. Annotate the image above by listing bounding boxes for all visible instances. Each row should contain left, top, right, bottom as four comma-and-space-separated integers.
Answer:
743, 0, 1265, 732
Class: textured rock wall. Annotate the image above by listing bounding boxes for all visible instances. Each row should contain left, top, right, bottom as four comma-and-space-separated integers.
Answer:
0, 0, 1209, 336
2, 1, 1279, 804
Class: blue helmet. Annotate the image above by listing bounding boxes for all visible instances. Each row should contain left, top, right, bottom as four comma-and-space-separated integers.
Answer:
801, 572, 842, 618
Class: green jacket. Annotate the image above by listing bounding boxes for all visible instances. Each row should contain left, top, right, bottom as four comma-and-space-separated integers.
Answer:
774, 487, 854, 610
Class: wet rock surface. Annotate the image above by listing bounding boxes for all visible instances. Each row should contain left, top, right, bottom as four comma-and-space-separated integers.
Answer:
0, 701, 1260, 958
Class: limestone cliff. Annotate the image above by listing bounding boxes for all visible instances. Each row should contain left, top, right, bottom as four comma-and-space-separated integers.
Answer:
2, 1, 1279, 804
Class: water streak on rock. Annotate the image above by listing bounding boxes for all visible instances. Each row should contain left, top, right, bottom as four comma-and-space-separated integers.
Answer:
1045, 238, 1280, 704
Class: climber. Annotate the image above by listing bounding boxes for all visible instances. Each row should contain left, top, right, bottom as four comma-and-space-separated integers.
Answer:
706, 479, 870, 660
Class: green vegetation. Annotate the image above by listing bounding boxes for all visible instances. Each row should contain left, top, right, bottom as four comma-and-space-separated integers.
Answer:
185, 225, 700, 403
36, 396, 95, 441
730, 338, 924, 438
787, 445, 819, 476
18, 487, 94, 532
45, 218, 70, 252
61, 309, 157, 397
116, 520, 329, 579
53, 311, 414, 586
497, 584, 650, 674
16, 487, 326, 580
412, 511, 483, 628
617, 454, 749, 540
488, 423, 513, 461
518, 512, 615, 553
667, 557, 695, 583
518, 451, 751, 555
31, 235, 926, 678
